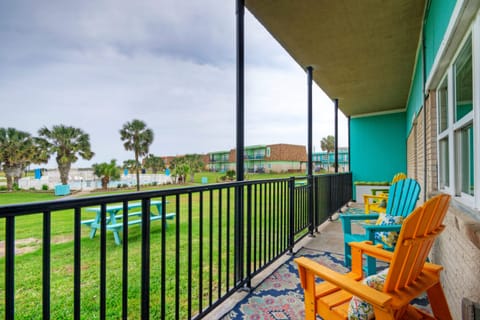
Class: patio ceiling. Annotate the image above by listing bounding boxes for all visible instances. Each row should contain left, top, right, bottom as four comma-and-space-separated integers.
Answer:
245, 0, 426, 117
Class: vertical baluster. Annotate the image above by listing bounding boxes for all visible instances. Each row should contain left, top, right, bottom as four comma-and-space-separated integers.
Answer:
43, 211, 51, 319
175, 195, 181, 319
122, 201, 129, 320
100, 203, 107, 320
187, 193, 192, 319
199, 191, 204, 313
141, 199, 151, 319
161, 195, 166, 319
74, 207, 81, 320
5, 216, 15, 319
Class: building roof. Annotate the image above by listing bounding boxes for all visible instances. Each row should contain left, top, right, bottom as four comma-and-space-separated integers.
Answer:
245, 0, 426, 117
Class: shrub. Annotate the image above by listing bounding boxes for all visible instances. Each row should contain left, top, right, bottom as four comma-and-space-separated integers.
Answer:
226, 170, 236, 180
41, 184, 49, 191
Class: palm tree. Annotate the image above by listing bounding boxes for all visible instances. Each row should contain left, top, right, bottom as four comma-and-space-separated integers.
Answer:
0, 128, 47, 191
37, 125, 94, 185
320, 135, 335, 171
184, 154, 204, 182
93, 160, 121, 190
144, 154, 165, 174
120, 119, 154, 191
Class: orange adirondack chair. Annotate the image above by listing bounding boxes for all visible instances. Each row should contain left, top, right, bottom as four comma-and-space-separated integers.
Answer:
295, 194, 452, 320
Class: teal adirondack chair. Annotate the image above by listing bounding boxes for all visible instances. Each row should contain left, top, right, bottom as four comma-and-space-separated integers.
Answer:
340, 178, 421, 275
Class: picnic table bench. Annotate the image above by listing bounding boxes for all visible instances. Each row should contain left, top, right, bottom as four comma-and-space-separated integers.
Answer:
81, 200, 175, 245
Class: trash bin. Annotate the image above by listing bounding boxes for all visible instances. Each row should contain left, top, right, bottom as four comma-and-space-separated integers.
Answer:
201, 177, 208, 184
54, 184, 70, 196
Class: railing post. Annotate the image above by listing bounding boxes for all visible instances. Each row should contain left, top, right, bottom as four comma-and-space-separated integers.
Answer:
288, 177, 295, 254
313, 175, 319, 232
245, 184, 252, 288
234, 185, 244, 285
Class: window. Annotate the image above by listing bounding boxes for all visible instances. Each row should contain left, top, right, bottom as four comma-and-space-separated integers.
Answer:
438, 77, 448, 133
439, 137, 449, 189
437, 34, 476, 207
454, 38, 473, 121
456, 124, 474, 196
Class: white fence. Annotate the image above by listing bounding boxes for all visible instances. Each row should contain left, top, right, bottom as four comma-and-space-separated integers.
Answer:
19, 170, 173, 191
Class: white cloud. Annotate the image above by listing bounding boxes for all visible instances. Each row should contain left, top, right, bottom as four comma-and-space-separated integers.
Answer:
0, 0, 347, 168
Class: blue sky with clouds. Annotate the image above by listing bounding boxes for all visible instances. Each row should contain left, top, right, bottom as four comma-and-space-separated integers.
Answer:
0, 0, 347, 168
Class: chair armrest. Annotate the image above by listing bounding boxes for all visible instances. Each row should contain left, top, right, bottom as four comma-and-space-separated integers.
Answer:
340, 213, 380, 221
349, 241, 394, 262
363, 194, 389, 202
370, 188, 389, 195
340, 213, 380, 234
363, 224, 402, 233
295, 257, 392, 308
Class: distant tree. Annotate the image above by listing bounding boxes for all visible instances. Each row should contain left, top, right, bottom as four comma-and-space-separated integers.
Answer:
169, 156, 189, 184
144, 154, 165, 174
174, 162, 190, 184
119, 119, 154, 191
0, 128, 47, 191
184, 154, 204, 182
93, 159, 121, 190
122, 160, 137, 172
320, 135, 335, 170
37, 125, 94, 185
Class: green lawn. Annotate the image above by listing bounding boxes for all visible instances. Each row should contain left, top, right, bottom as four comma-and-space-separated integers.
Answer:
0, 172, 296, 319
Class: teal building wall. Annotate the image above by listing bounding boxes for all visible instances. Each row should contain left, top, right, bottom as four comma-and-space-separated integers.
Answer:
350, 112, 406, 199
406, 0, 457, 134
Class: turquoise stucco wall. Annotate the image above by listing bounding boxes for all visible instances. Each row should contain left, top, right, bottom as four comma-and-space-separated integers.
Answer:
406, 0, 457, 134
351, 112, 406, 200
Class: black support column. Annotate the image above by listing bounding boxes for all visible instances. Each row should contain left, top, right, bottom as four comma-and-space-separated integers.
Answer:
306, 66, 314, 235
334, 98, 339, 173
234, 0, 245, 285
347, 115, 351, 172
236, 0, 245, 182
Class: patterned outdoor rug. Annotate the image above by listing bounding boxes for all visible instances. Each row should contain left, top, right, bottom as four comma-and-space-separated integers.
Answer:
221, 248, 430, 320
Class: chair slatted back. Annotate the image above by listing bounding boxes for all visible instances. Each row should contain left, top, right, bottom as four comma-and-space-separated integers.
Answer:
383, 194, 451, 292
385, 178, 421, 218
391, 172, 407, 184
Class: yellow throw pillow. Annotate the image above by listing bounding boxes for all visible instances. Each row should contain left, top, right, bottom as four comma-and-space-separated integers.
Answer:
374, 214, 404, 248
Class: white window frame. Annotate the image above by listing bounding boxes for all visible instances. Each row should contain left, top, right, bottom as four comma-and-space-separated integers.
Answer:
436, 15, 480, 210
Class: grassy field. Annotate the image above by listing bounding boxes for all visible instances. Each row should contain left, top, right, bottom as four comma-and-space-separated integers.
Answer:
0, 171, 297, 318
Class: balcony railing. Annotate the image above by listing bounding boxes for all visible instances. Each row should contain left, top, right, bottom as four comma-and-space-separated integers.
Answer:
0, 172, 351, 319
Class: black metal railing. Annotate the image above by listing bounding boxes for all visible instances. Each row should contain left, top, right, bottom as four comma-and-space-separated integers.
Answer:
0, 172, 351, 319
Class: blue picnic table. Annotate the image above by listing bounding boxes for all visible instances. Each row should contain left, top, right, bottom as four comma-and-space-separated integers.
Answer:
81, 200, 175, 245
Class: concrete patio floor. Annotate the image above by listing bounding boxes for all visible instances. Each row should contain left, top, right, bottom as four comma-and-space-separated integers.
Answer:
206, 203, 364, 319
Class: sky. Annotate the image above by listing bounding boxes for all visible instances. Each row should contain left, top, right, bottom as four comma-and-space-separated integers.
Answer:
0, 0, 348, 168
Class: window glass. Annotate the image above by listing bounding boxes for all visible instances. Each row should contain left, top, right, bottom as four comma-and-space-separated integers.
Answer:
454, 37, 472, 122
438, 77, 448, 133
439, 138, 449, 189
458, 124, 474, 196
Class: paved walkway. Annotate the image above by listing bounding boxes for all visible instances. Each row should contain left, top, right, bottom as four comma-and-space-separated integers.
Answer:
206, 203, 365, 319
